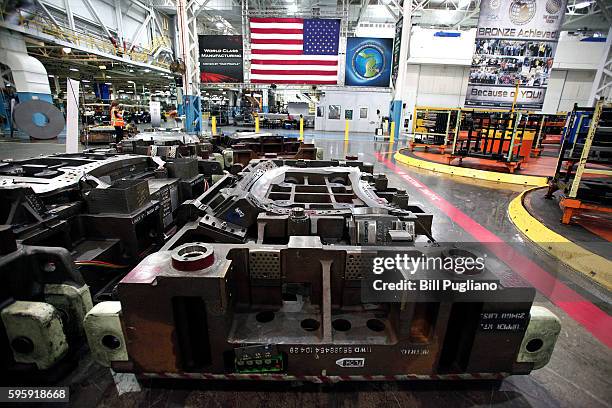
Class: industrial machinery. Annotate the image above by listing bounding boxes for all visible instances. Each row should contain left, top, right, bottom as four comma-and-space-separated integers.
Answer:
0, 153, 209, 381
211, 131, 322, 171
118, 131, 224, 182
85, 158, 560, 382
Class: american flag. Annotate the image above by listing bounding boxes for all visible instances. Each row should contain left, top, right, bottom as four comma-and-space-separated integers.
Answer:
249, 18, 340, 84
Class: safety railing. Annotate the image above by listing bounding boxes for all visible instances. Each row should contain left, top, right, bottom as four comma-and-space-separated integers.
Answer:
1, 7, 172, 70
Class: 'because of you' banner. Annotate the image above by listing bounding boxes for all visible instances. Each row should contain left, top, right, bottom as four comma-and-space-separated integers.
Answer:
465, 0, 567, 110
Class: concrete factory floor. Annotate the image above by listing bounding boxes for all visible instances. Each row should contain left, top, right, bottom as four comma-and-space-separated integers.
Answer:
1, 131, 611, 408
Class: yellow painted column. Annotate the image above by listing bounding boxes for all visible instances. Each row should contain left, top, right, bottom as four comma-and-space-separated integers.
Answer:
255, 116, 260, 133
344, 119, 349, 141
390, 121, 396, 144
211, 116, 217, 135
299, 117, 304, 141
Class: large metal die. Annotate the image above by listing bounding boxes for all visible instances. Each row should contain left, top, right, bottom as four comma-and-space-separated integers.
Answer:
89, 238, 558, 379
84, 159, 560, 380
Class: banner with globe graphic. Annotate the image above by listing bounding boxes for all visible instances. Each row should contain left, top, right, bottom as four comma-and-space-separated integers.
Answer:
345, 37, 393, 87
465, 0, 567, 110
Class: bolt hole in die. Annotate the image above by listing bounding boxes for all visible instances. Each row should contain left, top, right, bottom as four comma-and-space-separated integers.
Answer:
11, 336, 34, 354
255, 311, 275, 323
526, 338, 544, 353
102, 335, 122, 350
332, 318, 351, 332
300, 318, 320, 331
366, 319, 385, 332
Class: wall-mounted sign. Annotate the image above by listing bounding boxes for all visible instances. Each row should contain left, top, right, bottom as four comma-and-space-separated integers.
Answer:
345, 37, 393, 88
391, 16, 403, 87
199, 35, 244, 83
329, 105, 341, 120
465, 0, 567, 110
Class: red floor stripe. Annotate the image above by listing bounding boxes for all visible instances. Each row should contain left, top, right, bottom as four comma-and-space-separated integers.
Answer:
376, 152, 612, 348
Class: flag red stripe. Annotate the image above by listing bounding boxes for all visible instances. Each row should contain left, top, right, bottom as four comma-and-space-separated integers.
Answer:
250, 28, 303, 34
251, 49, 303, 55
251, 59, 338, 66
251, 79, 338, 84
251, 69, 336, 76
251, 38, 303, 45
250, 17, 303, 23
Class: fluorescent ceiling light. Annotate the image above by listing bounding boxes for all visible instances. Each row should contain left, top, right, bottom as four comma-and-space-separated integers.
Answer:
99, 65, 106, 70
127, 80, 135, 84
105, 82, 112, 85
69, 68, 79, 72
48, 74, 54, 78
144, 69, 151, 73
129, 69, 134, 72
62, 47, 71, 53
82, 79, 90, 83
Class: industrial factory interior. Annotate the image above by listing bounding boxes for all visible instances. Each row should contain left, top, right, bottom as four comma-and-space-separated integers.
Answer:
0, 0, 611, 406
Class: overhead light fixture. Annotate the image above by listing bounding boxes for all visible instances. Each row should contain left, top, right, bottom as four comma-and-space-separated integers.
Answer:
107, 75, 112, 78
144, 69, 151, 73
84, 84, 90, 87
69, 68, 79, 72
127, 80, 135, 84
99, 65, 106, 70
48, 74, 54, 78
62, 47, 72, 54
129, 69, 134, 73
82, 79, 90, 83
105, 82, 112, 85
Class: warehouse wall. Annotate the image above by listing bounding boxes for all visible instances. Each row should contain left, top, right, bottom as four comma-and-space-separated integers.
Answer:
315, 89, 391, 133
400, 28, 606, 117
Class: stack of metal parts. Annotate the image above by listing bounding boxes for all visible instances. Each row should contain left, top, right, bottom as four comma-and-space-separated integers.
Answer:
83, 158, 560, 382
0, 153, 208, 382
80, 125, 138, 144
118, 131, 224, 182
211, 131, 322, 171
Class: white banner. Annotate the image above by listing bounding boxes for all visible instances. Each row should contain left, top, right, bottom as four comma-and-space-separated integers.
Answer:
150, 101, 161, 127
66, 78, 80, 153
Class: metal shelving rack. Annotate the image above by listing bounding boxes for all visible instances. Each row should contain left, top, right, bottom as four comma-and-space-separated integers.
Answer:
448, 110, 537, 173
409, 107, 460, 153
531, 113, 567, 156
546, 99, 612, 224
